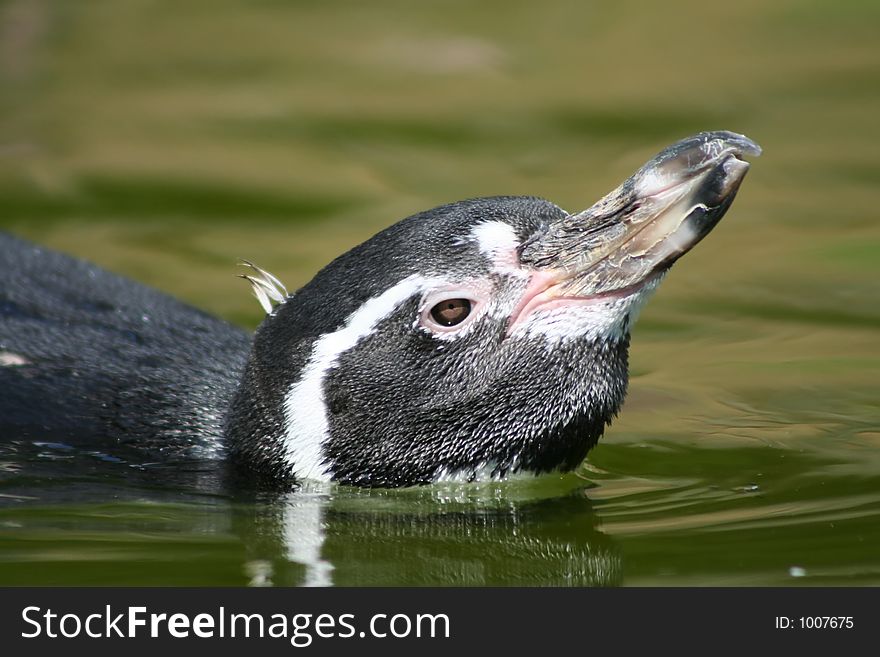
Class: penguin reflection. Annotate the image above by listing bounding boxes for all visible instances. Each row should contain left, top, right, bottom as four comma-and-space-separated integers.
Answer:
233, 481, 621, 587
0, 438, 620, 586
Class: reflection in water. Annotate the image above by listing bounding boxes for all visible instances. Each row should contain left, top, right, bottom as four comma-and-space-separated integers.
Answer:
3, 431, 880, 585
0, 437, 621, 586
279, 489, 335, 587
236, 483, 621, 587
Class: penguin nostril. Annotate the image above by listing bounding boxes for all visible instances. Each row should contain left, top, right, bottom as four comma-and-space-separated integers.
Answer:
430, 299, 471, 326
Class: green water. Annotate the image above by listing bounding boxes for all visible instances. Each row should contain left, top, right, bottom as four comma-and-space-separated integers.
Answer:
1, 0, 878, 586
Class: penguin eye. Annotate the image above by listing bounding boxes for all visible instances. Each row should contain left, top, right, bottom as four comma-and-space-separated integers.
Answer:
418, 287, 486, 336
429, 299, 471, 326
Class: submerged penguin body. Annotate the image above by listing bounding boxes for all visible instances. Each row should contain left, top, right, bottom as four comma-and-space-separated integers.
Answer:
0, 132, 760, 488
0, 231, 249, 458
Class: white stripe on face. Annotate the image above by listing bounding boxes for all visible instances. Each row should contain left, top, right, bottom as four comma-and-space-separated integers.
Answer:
282, 275, 427, 481
467, 220, 531, 319
469, 221, 521, 273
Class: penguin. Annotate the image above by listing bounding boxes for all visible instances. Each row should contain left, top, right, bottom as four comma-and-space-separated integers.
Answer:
0, 131, 760, 489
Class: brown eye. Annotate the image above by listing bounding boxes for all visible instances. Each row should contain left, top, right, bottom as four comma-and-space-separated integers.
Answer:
429, 298, 472, 327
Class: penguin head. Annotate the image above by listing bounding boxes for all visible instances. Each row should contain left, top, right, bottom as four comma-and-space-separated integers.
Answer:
227, 131, 761, 488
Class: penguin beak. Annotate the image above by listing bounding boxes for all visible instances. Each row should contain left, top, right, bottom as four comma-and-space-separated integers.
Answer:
521, 131, 762, 298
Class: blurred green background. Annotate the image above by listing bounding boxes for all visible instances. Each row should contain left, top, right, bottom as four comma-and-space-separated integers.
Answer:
1, 0, 879, 585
